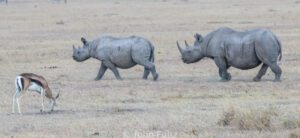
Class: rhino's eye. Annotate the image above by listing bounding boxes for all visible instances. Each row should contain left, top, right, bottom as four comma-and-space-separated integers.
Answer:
77, 51, 80, 54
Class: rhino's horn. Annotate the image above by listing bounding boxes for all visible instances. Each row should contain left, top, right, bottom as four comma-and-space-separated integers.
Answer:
177, 41, 183, 55
72, 45, 76, 50
185, 40, 191, 48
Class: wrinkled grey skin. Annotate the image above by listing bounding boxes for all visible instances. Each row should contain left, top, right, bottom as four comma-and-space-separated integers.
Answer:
73, 36, 159, 81
177, 27, 282, 82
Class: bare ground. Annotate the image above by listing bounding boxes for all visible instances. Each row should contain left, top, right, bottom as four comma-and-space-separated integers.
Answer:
0, 0, 300, 137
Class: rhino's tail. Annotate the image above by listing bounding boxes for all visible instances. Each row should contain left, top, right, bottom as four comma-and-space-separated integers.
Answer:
149, 42, 155, 63
274, 34, 282, 61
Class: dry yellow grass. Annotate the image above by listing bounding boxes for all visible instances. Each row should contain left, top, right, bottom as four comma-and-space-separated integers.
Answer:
0, 0, 300, 137
218, 106, 278, 131
290, 130, 300, 138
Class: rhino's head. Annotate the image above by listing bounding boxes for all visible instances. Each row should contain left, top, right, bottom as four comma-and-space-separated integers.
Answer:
177, 33, 205, 64
72, 37, 91, 62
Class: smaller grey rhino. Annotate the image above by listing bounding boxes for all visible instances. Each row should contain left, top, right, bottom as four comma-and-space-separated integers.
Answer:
177, 27, 282, 82
72, 36, 159, 81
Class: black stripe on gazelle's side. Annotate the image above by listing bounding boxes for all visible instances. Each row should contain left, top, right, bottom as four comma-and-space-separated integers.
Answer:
20, 77, 24, 91
16, 77, 23, 92
29, 78, 43, 87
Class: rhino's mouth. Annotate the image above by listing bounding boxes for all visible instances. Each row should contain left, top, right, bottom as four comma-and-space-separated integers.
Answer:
72, 56, 82, 62
182, 58, 196, 64
72, 56, 78, 60
182, 58, 189, 64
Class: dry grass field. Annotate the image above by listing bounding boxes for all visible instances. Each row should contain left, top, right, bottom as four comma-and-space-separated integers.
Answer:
0, 0, 300, 137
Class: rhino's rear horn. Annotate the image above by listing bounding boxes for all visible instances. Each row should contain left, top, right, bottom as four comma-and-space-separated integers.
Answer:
184, 40, 190, 48
81, 37, 87, 45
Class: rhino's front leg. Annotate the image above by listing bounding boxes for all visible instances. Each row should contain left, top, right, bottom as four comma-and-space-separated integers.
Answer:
219, 66, 231, 79
95, 63, 108, 81
214, 58, 231, 81
103, 61, 123, 80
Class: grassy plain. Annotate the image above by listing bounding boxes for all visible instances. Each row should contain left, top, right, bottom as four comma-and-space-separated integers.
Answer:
0, 0, 300, 137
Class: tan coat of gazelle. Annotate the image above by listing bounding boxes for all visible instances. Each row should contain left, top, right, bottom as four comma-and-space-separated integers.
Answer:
12, 73, 60, 114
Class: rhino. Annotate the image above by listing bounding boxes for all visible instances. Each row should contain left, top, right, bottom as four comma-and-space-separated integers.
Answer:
177, 27, 282, 82
72, 36, 159, 81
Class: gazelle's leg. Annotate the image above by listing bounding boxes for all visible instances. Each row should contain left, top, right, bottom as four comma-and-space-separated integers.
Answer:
12, 91, 20, 113
16, 91, 25, 114
12, 91, 18, 113
16, 96, 21, 114
47, 98, 54, 112
40, 89, 45, 112
12, 93, 16, 113
48, 99, 52, 109
13, 90, 22, 114
50, 99, 55, 112
14, 77, 21, 114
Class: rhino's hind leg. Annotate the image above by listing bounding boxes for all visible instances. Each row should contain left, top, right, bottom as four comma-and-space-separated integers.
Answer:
143, 68, 150, 80
253, 64, 268, 81
255, 50, 281, 82
269, 63, 282, 82
146, 62, 159, 81
137, 61, 158, 81
254, 39, 282, 82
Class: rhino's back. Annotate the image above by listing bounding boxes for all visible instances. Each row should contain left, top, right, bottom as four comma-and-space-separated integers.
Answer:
210, 28, 271, 69
98, 35, 149, 47
97, 36, 152, 69
227, 29, 280, 69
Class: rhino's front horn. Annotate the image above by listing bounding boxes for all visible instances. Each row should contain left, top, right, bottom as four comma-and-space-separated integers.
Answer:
177, 41, 183, 55
184, 40, 190, 48
73, 45, 76, 50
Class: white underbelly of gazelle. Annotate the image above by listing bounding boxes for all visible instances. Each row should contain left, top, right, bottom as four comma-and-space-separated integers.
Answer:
28, 82, 43, 93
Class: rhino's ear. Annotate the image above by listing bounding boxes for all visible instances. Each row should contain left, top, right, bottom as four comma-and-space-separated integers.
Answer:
194, 33, 204, 43
81, 37, 88, 45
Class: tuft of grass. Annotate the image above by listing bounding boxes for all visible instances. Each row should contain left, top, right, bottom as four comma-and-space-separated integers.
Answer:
289, 129, 300, 138
237, 109, 276, 131
283, 118, 300, 129
218, 107, 277, 131
218, 106, 235, 126
191, 128, 198, 136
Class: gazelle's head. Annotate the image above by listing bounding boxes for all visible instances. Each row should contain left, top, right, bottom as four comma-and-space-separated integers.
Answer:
50, 89, 60, 112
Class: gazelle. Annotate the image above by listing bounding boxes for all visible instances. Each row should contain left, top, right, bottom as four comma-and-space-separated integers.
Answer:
12, 73, 60, 114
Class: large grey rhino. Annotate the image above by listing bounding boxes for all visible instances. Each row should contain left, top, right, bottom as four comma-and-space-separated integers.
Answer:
177, 27, 282, 82
72, 36, 159, 81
